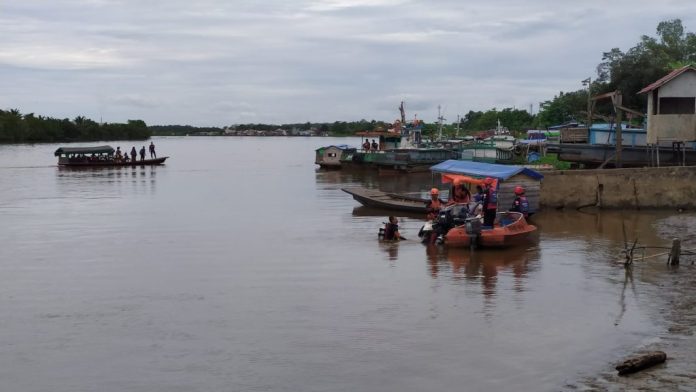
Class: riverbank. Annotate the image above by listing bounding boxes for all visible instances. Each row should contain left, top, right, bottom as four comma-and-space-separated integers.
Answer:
569, 213, 696, 390
540, 166, 696, 210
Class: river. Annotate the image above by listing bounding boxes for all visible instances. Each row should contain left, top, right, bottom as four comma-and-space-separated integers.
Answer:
0, 136, 693, 391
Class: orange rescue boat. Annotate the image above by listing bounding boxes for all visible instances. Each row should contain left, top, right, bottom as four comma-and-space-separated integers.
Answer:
444, 211, 536, 248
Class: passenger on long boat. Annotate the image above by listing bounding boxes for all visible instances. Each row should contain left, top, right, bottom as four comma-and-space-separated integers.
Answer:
54, 145, 169, 167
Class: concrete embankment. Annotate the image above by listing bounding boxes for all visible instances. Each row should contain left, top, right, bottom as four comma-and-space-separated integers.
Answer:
540, 166, 696, 209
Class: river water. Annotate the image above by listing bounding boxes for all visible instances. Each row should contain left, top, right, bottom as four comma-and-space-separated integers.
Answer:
0, 137, 692, 391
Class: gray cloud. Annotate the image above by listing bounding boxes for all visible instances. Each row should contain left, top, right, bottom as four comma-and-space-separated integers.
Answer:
1, 0, 695, 126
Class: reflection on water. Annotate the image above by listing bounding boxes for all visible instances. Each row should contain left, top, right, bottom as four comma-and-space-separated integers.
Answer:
0, 137, 682, 392
55, 165, 159, 197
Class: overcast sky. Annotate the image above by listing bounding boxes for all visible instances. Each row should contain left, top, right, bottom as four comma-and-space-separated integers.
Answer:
1, 0, 695, 126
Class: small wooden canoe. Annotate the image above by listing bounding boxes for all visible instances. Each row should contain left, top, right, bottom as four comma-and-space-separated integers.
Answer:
342, 187, 427, 213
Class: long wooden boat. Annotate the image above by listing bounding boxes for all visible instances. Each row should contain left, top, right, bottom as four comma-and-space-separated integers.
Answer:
55, 145, 169, 167
342, 187, 428, 213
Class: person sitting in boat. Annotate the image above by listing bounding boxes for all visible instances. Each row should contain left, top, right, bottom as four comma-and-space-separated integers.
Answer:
383, 216, 401, 241
425, 188, 445, 220
510, 186, 530, 218
447, 179, 471, 206
482, 177, 498, 227
123, 154, 130, 162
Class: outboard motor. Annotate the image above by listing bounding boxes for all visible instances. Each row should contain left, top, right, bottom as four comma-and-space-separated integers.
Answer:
421, 203, 471, 245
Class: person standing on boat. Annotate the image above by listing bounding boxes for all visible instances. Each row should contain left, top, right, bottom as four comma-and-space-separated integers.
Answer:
115, 147, 122, 162
371, 139, 378, 151
447, 179, 471, 205
510, 186, 530, 218
473, 185, 484, 203
482, 177, 498, 227
362, 139, 370, 152
139, 146, 146, 161
425, 188, 444, 220
149, 141, 156, 158
130, 147, 137, 163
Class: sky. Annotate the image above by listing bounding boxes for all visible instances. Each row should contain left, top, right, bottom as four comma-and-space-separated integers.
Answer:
1, 0, 695, 126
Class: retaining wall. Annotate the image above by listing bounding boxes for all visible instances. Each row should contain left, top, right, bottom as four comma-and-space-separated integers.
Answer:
540, 166, 696, 209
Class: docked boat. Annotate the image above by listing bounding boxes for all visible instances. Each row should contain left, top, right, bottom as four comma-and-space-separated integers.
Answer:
375, 148, 458, 174
54, 145, 168, 167
315, 144, 356, 169
341, 187, 429, 213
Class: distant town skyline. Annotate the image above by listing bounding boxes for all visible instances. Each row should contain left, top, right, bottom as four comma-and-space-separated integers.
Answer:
2, 0, 695, 126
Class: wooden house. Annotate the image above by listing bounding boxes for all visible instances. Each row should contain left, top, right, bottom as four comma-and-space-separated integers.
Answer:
639, 66, 696, 144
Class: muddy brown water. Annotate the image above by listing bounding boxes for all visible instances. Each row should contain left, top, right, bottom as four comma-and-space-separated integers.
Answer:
0, 137, 693, 391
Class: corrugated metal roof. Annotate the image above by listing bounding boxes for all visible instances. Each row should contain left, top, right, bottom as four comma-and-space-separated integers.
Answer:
54, 145, 115, 156
638, 66, 696, 94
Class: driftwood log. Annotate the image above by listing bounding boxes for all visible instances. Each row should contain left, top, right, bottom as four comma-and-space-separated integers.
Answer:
616, 351, 667, 375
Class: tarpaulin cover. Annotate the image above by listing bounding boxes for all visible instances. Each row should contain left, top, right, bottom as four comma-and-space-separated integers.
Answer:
440, 174, 496, 188
430, 160, 544, 180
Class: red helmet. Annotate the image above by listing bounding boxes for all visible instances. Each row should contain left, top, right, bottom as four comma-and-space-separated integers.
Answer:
514, 186, 525, 195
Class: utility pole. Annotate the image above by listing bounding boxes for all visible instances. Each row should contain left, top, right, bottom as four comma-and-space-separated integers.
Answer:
437, 105, 446, 141
582, 77, 592, 127
614, 91, 623, 168
456, 114, 460, 138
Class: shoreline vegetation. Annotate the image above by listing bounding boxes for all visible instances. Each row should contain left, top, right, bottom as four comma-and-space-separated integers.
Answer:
0, 109, 150, 144
3, 19, 693, 144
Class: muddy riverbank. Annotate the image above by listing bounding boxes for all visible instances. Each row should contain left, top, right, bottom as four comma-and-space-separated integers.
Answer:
569, 213, 696, 391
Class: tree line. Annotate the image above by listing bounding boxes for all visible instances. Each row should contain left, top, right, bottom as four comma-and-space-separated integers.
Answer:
149, 120, 392, 137
0, 109, 150, 143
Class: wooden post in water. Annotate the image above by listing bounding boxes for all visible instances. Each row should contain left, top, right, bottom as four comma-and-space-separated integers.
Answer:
668, 238, 681, 266
614, 92, 623, 168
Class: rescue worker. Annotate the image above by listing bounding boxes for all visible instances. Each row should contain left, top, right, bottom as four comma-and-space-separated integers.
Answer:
425, 188, 444, 220
510, 186, 530, 218
482, 177, 498, 227
447, 179, 471, 205
383, 216, 401, 240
